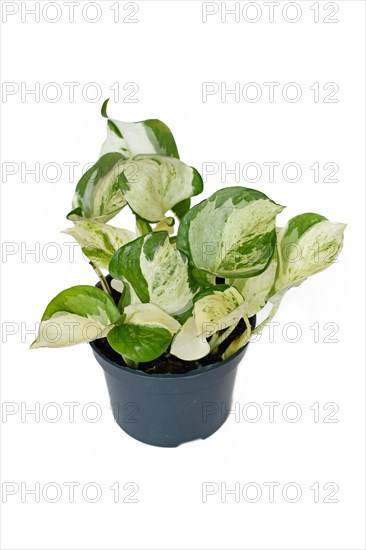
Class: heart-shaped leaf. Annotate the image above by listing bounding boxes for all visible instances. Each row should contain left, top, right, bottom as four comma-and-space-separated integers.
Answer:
193, 286, 246, 335
230, 252, 278, 317
100, 103, 179, 160
107, 303, 180, 362
272, 213, 346, 299
109, 231, 200, 318
31, 286, 120, 349
123, 303, 181, 334
177, 187, 284, 279
62, 220, 136, 270
107, 324, 172, 363
169, 317, 210, 362
118, 155, 203, 223
171, 286, 247, 361
67, 153, 128, 223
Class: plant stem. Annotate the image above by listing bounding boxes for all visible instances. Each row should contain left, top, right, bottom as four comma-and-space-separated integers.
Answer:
122, 355, 139, 369
135, 216, 152, 236
89, 261, 112, 296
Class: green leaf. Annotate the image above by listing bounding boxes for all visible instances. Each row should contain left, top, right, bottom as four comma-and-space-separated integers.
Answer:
191, 268, 216, 287
109, 231, 200, 318
172, 198, 191, 220
31, 286, 120, 349
67, 153, 128, 223
107, 303, 180, 362
107, 324, 172, 363
118, 281, 141, 311
100, 116, 180, 159
118, 155, 203, 223
272, 213, 346, 298
177, 186, 284, 279
62, 220, 136, 270
101, 98, 109, 118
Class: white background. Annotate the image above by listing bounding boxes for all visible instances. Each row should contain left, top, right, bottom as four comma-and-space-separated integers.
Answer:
1, 1, 365, 549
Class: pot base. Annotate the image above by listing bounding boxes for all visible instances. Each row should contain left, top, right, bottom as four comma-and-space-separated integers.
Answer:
91, 322, 254, 447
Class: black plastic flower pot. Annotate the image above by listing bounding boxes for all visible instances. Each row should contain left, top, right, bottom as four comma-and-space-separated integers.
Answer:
90, 315, 256, 448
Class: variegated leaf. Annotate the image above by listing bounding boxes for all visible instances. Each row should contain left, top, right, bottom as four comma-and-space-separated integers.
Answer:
62, 221, 136, 270
177, 187, 284, 279
193, 286, 245, 336
273, 213, 346, 298
100, 101, 179, 159
171, 286, 247, 361
118, 281, 141, 311
223, 215, 346, 360
230, 252, 278, 317
123, 303, 181, 334
31, 286, 120, 349
67, 153, 127, 223
118, 155, 203, 223
109, 231, 200, 318
170, 317, 210, 361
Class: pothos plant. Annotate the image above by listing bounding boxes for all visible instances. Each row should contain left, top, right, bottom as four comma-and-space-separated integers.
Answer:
31, 100, 346, 368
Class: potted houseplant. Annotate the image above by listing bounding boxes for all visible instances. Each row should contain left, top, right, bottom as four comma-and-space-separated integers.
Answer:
31, 100, 346, 447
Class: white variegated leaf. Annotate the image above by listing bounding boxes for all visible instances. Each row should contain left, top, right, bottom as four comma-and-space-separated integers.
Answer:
194, 286, 245, 337
177, 187, 284, 279
110, 231, 200, 318
223, 215, 346, 360
170, 317, 210, 361
123, 303, 181, 335
273, 214, 346, 298
100, 114, 179, 159
31, 286, 120, 349
62, 221, 136, 270
68, 153, 127, 223
171, 286, 248, 361
231, 254, 278, 317
118, 155, 203, 223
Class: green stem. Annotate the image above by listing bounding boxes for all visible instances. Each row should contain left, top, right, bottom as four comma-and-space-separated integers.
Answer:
122, 355, 139, 369
89, 261, 112, 296
135, 216, 152, 236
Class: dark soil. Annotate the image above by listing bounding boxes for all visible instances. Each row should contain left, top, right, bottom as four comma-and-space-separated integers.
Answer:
94, 277, 255, 375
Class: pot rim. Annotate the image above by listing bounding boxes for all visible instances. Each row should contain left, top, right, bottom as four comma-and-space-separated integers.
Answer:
90, 314, 255, 380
